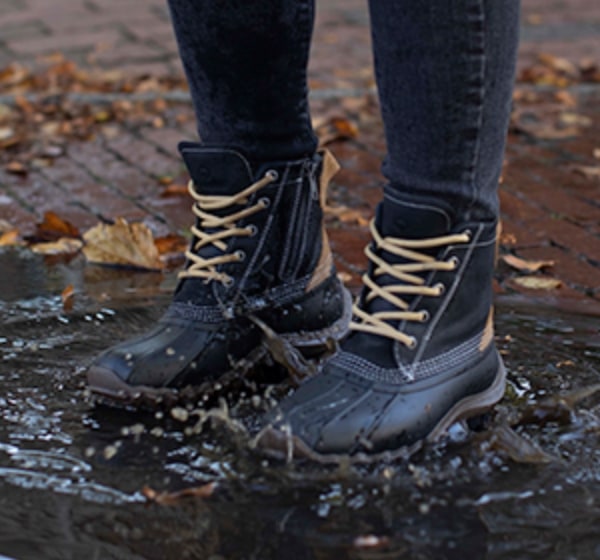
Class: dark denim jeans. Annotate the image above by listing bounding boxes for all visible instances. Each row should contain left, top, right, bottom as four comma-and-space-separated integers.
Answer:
168, 0, 520, 221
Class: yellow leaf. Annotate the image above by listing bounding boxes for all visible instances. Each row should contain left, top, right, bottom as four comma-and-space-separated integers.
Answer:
30, 238, 83, 255
513, 276, 562, 290
82, 218, 163, 270
0, 229, 21, 246
502, 254, 554, 273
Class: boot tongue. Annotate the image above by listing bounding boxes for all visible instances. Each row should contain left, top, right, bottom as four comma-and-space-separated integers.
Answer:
174, 143, 256, 305
377, 193, 452, 240
179, 142, 254, 195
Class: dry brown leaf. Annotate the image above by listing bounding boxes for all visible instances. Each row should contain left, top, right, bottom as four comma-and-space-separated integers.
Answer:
61, 284, 75, 312
558, 112, 592, 127
83, 218, 163, 270
30, 238, 83, 255
314, 115, 359, 146
537, 53, 580, 78
154, 234, 188, 256
571, 165, 600, 180
5, 161, 27, 175
0, 219, 14, 233
553, 90, 577, 107
160, 184, 188, 197
31, 211, 80, 242
502, 254, 554, 273
324, 203, 369, 227
142, 482, 217, 505
593, 148, 600, 160
513, 276, 562, 290
0, 229, 21, 246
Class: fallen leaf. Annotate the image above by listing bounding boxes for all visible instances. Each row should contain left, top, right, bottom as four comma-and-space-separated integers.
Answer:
61, 284, 75, 312
82, 218, 163, 270
489, 424, 555, 464
324, 203, 369, 226
0, 219, 14, 233
0, 126, 14, 141
31, 211, 80, 242
553, 90, 577, 107
0, 229, 21, 246
154, 233, 188, 255
571, 165, 600, 180
5, 161, 27, 175
558, 112, 592, 127
537, 53, 579, 78
593, 148, 600, 159
513, 276, 562, 290
142, 482, 217, 505
501, 254, 554, 273
30, 238, 83, 255
160, 183, 189, 197
314, 115, 359, 145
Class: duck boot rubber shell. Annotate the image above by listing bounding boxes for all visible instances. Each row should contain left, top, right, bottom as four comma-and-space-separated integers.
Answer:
256, 190, 505, 461
87, 145, 352, 406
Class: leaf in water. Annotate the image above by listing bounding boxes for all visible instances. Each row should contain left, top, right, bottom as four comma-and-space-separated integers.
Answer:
515, 385, 600, 428
513, 276, 562, 290
501, 254, 554, 273
142, 482, 217, 506
61, 284, 75, 312
30, 238, 83, 255
82, 218, 163, 270
32, 211, 80, 242
490, 424, 555, 464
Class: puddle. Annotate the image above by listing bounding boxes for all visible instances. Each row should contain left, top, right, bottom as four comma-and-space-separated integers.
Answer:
0, 248, 599, 559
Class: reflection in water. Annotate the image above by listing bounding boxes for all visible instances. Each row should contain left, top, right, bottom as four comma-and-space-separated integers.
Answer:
0, 249, 599, 559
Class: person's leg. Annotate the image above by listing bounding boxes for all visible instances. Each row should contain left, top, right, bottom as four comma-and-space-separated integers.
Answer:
168, 0, 318, 163
258, 0, 520, 458
86, 0, 351, 404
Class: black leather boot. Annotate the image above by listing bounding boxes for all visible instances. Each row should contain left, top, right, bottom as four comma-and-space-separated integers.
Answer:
257, 189, 505, 460
87, 145, 351, 405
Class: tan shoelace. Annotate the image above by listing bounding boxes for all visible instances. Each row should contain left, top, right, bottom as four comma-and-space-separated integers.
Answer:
350, 220, 471, 348
178, 170, 278, 285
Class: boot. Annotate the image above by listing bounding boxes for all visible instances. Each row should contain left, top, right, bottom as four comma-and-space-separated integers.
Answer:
257, 189, 505, 460
87, 144, 352, 405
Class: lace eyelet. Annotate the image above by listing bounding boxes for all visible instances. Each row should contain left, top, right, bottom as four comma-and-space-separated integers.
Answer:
266, 169, 279, 181
463, 228, 472, 241
246, 224, 258, 237
235, 250, 246, 262
259, 197, 271, 209
447, 256, 460, 269
434, 282, 445, 296
407, 336, 418, 350
223, 277, 234, 288
418, 310, 430, 323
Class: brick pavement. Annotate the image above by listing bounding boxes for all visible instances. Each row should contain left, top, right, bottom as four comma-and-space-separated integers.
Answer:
0, 0, 599, 312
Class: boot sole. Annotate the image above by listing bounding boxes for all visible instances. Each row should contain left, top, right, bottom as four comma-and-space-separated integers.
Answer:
87, 288, 353, 409
254, 356, 507, 464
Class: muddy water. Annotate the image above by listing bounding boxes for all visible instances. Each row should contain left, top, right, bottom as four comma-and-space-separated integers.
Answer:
0, 248, 599, 560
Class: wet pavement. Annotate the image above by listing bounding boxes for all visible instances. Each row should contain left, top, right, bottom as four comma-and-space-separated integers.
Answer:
1, 0, 600, 558
0, 249, 599, 559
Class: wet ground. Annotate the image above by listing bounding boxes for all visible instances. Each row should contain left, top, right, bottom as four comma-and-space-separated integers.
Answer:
0, 248, 599, 560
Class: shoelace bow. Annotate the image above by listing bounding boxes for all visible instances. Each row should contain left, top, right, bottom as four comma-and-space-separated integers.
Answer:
350, 219, 471, 348
178, 170, 278, 285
